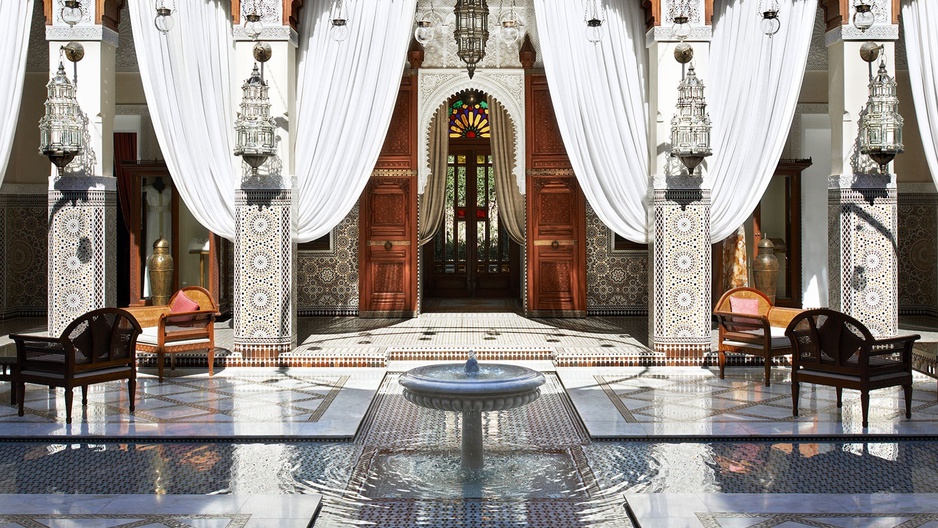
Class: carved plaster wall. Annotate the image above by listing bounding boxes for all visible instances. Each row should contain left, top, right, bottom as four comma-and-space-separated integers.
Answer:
418, 69, 525, 193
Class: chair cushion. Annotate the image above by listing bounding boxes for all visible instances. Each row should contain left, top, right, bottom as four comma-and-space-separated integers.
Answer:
136, 327, 210, 348
171, 293, 200, 313
730, 296, 761, 315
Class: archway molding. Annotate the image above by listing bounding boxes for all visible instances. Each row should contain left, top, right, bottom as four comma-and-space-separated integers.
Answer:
417, 69, 525, 194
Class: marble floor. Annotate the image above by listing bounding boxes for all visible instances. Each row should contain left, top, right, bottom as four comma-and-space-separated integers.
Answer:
0, 314, 937, 527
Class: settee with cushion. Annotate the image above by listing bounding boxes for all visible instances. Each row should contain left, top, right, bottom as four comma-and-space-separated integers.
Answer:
125, 286, 218, 382
713, 287, 803, 386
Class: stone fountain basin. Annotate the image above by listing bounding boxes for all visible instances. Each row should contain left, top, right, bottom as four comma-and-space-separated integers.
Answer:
399, 363, 546, 413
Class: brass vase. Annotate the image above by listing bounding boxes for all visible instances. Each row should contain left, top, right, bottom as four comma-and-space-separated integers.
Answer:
752, 238, 779, 304
147, 238, 174, 306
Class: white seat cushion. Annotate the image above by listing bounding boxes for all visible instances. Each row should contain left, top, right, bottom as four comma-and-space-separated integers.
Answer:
724, 327, 790, 349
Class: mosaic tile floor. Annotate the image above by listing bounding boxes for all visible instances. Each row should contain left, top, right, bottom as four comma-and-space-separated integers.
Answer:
1, 313, 938, 526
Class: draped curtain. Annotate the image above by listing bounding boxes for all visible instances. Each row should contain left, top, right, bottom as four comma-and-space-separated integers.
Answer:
488, 95, 525, 244
129, 0, 237, 239
294, 0, 417, 243
902, 0, 938, 185
0, 0, 34, 186
708, 0, 817, 242
532, 0, 650, 243
114, 133, 138, 231
418, 105, 449, 246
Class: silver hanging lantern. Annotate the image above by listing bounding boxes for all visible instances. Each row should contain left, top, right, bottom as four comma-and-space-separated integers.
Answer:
759, 0, 780, 37
670, 48, 712, 175
154, 0, 176, 34
852, 0, 875, 32
454, 0, 490, 79
234, 44, 277, 178
858, 50, 903, 173
39, 46, 84, 174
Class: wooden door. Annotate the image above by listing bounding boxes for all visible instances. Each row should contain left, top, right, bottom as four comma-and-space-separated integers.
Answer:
525, 74, 587, 316
424, 147, 520, 298
359, 75, 418, 316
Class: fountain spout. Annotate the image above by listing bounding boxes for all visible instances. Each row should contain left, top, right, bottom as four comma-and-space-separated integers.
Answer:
464, 350, 480, 377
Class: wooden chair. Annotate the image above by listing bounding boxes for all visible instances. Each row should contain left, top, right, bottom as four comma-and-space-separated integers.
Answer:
127, 286, 218, 383
10, 308, 142, 424
785, 309, 918, 428
713, 287, 803, 386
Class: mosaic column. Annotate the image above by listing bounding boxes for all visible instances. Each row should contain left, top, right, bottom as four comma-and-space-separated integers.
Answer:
233, 186, 297, 359
647, 12, 713, 358
232, 12, 298, 359
827, 15, 900, 337
46, 10, 118, 335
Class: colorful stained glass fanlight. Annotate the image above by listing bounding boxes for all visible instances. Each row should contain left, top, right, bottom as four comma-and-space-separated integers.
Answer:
449, 95, 490, 139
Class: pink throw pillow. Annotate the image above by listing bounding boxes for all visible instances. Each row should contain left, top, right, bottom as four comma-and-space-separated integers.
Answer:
170, 293, 200, 313
729, 296, 761, 315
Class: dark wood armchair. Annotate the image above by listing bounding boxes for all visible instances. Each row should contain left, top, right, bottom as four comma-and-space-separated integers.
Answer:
10, 308, 142, 424
126, 286, 218, 383
785, 308, 918, 428
713, 287, 803, 386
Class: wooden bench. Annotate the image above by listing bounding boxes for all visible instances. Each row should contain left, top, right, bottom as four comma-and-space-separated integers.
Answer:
124, 286, 218, 383
713, 287, 803, 386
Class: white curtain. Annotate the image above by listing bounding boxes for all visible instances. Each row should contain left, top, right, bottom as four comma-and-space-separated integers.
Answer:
532, 0, 650, 243
902, 0, 938, 185
129, 0, 237, 240
0, 0, 34, 186
294, 0, 417, 242
708, 0, 817, 242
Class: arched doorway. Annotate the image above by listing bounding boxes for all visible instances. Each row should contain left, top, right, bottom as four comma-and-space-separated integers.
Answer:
422, 91, 521, 305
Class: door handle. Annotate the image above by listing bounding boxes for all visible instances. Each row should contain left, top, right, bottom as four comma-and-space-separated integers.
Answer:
384, 241, 393, 250
551, 240, 560, 250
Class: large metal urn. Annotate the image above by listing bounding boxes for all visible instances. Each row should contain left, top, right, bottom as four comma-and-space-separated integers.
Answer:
752, 238, 779, 304
147, 238, 174, 306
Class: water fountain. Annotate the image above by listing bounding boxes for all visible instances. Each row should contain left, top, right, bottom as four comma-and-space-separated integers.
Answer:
398, 351, 546, 470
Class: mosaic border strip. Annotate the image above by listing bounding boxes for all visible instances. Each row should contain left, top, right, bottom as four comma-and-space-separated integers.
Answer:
0, 514, 251, 527
695, 512, 938, 528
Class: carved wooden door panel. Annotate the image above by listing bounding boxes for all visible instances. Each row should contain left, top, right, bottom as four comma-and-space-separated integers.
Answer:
525, 74, 586, 316
359, 177, 416, 315
527, 176, 586, 315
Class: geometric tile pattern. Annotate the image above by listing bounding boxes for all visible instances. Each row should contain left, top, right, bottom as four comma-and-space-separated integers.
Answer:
0, 514, 251, 527
829, 184, 899, 337
653, 189, 712, 355
297, 204, 359, 315
696, 512, 938, 528
585, 204, 648, 316
47, 188, 116, 336
0, 194, 47, 318
0, 371, 348, 425
595, 370, 938, 428
898, 193, 938, 316
234, 189, 296, 355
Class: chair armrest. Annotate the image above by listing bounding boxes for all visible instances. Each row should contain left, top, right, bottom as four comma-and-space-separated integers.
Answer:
10, 334, 69, 365
870, 334, 920, 355
123, 306, 170, 328
767, 307, 803, 328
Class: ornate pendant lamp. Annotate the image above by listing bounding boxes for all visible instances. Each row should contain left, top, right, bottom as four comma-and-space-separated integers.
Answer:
234, 44, 277, 178
330, 0, 350, 42
584, 0, 605, 43
670, 42, 712, 175
39, 44, 85, 175
61, 0, 83, 26
858, 44, 903, 173
415, 0, 441, 45
454, 0, 489, 79
759, 0, 780, 37
154, 0, 176, 34
498, 0, 521, 45
852, 0, 875, 32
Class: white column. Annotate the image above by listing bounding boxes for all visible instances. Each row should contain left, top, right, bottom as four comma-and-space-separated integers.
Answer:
45, 11, 118, 335
827, 19, 900, 337
232, 17, 298, 359
647, 20, 714, 359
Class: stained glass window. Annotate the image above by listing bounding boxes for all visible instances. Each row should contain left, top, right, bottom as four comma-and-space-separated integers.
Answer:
449, 99, 490, 139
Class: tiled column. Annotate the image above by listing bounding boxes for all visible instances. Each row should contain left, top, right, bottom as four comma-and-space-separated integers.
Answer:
647, 10, 713, 359
826, 12, 900, 337
232, 10, 298, 359
46, 10, 118, 335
